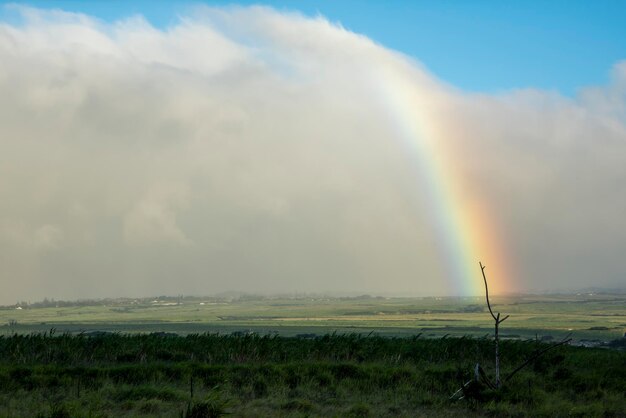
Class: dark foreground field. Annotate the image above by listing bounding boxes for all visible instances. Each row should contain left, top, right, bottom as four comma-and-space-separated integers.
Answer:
0, 333, 624, 417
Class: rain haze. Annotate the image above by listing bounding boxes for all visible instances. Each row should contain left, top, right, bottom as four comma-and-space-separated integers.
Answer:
1, 2, 625, 305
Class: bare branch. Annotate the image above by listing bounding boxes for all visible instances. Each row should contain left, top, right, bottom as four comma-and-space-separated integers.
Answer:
476, 364, 497, 390
449, 380, 472, 400
480, 261, 506, 389
480, 262, 498, 321
504, 335, 572, 383
450, 363, 496, 400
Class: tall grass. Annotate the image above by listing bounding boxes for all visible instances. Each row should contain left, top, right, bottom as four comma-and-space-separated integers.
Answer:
0, 333, 624, 417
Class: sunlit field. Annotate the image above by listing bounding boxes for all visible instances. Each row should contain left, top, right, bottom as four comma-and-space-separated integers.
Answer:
2, 294, 625, 342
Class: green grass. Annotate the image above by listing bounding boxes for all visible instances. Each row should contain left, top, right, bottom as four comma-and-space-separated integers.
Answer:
2, 294, 625, 341
0, 333, 624, 417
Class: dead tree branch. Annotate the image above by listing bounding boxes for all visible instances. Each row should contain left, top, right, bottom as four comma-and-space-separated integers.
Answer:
451, 262, 574, 401
504, 334, 572, 383
449, 363, 496, 401
449, 380, 472, 400
480, 261, 507, 388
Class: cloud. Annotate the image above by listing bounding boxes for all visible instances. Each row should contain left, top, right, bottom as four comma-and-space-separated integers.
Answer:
123, 182, 191, 246
0, 6, 624, 303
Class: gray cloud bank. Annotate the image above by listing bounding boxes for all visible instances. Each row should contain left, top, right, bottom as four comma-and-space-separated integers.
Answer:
0, 6, 624, 304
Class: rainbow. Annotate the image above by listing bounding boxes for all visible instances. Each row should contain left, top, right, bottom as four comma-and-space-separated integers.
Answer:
372, 57, 516, 296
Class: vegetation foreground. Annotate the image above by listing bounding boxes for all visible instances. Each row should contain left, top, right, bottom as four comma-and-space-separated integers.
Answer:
0, 333, 624, 417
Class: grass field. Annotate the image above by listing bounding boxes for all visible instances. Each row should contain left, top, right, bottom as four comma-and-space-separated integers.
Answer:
0, 333, 624, 417
2, 294, 625, 342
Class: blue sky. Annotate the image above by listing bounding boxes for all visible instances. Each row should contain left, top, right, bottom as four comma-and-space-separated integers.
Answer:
2, 1, 625, 96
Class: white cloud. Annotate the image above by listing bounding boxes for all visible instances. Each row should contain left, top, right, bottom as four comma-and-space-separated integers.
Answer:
0, 5, 624, 303
123, 182, 191, 246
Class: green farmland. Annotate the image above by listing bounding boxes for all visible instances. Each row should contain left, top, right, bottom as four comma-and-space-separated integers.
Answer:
2, 293, 625, 342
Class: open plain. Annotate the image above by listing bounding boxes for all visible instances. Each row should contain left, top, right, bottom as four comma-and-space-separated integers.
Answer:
2, 293, 625, 342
